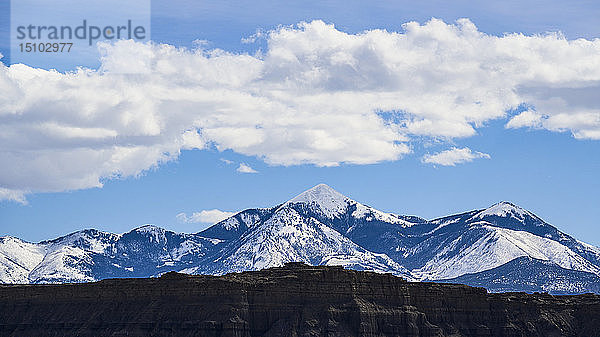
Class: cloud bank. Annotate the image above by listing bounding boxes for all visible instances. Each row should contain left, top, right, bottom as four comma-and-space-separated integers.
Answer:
1, 19, 599, 201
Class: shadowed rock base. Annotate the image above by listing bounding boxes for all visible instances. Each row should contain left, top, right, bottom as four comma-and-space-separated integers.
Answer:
1, 263, 599, 336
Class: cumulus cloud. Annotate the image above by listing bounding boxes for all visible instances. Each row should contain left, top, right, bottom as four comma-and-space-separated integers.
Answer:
237, 163, 258, 173
176, 209, 236, 224
506, 109, 544, 129
423, 147, 490, 166
513, 86, 600, 139
1, 18, 599, 201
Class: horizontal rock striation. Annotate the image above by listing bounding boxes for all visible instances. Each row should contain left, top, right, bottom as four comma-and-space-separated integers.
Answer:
0, 263, 599, 337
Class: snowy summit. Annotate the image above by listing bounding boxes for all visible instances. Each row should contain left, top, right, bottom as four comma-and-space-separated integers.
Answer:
286, 183, 350, 218
475, 201, 530, 219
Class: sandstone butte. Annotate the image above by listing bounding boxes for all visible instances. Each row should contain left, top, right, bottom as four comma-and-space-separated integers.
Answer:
0, 263, 599, 336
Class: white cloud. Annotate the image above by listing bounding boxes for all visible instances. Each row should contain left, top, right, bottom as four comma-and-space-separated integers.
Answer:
1, 19, 600, 201
237, 163, 258, 173
0, 188, 27, 204
512, 86, 600, 139
220, 158, 234, 164
176, 209, 236, 224
506, 109, 544, 129
423, 147, 490, 166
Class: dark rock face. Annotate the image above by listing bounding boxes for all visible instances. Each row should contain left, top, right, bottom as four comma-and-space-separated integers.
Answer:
0, 263, 599, 337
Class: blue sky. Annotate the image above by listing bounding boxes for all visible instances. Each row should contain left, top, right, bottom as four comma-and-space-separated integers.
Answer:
1, 0, 599, 245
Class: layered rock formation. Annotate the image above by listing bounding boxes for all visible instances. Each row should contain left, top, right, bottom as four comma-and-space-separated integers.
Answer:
0, 263, 599, 337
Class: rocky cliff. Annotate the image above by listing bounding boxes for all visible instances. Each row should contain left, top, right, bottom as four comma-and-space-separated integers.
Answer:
0, 263, 599, 337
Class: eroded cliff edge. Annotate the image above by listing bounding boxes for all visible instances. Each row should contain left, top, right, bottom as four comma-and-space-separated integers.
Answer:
0, 263, 599, 337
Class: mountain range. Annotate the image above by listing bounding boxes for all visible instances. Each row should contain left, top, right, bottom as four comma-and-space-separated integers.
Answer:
1, 184, 599, 294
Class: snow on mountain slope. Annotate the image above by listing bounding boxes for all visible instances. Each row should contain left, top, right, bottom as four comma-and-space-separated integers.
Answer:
44, 229, 120, 255
0, 254, 30, 284
107, 225, 223, 278
350, 202, 417, 227
412, 224, 600, 280
197, 204, 413, 279
468, 201, 571, 243
393, 201, 600, 279
198, 208, 275, 241
28, 229, 121, 283
0, 237, 45, 283
29, 245, 97, 283
0, 237, 45, 271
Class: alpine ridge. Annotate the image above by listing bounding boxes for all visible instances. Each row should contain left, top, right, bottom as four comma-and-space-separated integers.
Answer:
1, 184, 599, 294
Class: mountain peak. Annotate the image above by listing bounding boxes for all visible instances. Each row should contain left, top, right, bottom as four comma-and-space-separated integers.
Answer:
285, 184, 349, 218
132, 224, 166, 235
476, 201, 528, 219
134, 224, 162, 230
291, 183, 343, 200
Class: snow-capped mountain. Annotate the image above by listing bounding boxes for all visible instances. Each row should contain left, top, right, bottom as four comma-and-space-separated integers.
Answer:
194, 191, 413, 279
1, 184, 599, 294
